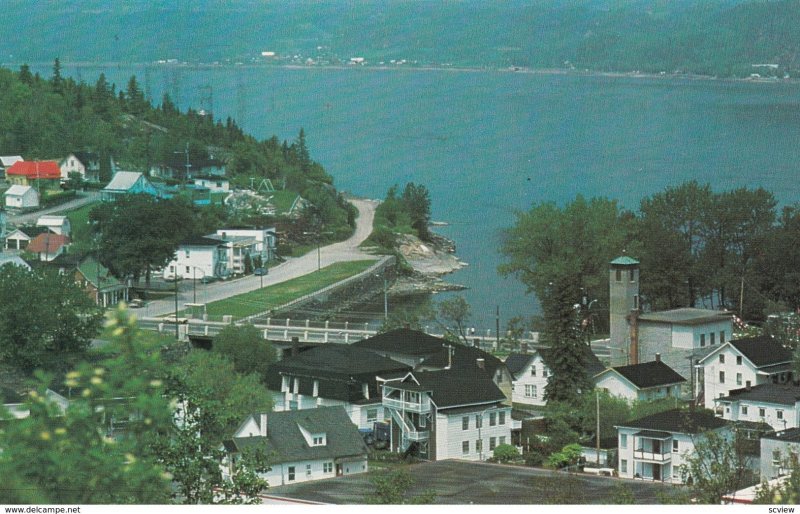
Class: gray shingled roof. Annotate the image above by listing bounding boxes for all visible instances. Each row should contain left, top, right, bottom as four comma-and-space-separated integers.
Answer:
389, 368, 506, 409
718, 383, 800, 406
504, 353, 535, 377
730, 336, 792, 367
618, 408, 727, 434
226, 406, 368, 464
605, 360, 686, 389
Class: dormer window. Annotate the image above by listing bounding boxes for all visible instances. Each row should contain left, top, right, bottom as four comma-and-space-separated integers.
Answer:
312, 434, 326, 446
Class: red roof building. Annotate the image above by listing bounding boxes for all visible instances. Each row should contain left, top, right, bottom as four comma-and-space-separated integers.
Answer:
27, 233, 70, 261
6, 161, 61, 187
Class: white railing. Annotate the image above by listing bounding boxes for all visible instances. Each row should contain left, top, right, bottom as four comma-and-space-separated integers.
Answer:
634, 449, 672, 462
382, 397, 431, 414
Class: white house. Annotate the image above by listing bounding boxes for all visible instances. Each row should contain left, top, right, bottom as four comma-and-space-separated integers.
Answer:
760, 428, 800, 481
715, 383, 800, 431
222, 406, 369, 486
215, 227, 277, 263
266, 344, 411, 430
380, 368, 511, 461
697, 335, 793, 410
616, 408, 730, 484
505, 346, 606, 408
163, 236, 228, 280
0, 155, 23, 178
59, 152, 101, 183
4, 184, 39, 209
36, 215, 71, 237
194, 177, 230, 193
594, 357, 685, 403
205, 234, 259, 275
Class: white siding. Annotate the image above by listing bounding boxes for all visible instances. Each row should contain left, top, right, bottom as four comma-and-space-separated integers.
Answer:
721, 400, 800, 431
256, 457, 367, 487
438, 407, 512, 461
163, 246, 219, 280
511, 354, 549, 407
595, 374, 639, 402
702, 346, 763, 410
272, 389, 381, 430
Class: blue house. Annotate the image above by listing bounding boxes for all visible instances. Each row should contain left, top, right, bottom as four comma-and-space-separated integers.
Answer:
101, 172, 160, 201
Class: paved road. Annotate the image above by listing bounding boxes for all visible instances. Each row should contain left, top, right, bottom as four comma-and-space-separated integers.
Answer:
141, 198, 379, 317
7, 191, 100, 225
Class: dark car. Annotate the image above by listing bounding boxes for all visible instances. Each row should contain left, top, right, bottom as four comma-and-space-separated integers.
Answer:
253, 267, 268, 276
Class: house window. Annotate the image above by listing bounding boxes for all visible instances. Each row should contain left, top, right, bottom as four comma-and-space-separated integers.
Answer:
500, 436, 506, 445
324, 462, 333, 473
489, 412, 497, 426
620, 434, 627, 449
306, 464, 312, 476
736, 373, 742, 385
720, 331, 726, 344
759, 408, 766, 418
312, 436, 325, 446
489, 437, 497, 451
672, 440, 679, 453
475, 439, 482, 453
710, 332, 716, 345
742, 406, 748, 415
700, 334, 706, 347
530, 366, 537, 377
475, 414, 483, 429
367, 409, 378, 423
462, 416, 469, 430
525, 385, 537, 398
634, 295, 639, 309
288, 466, 295, 481
629, 269, 635, 282
499, 411, 506, 425
773, 449, 782, 466
543, 368, 549, 378
185, 266, 190, 274
184, 250, 190, 258
778, 410, 784, 420
419, 414, 426, 428
313, 380, 319, 397
719, 371, 725, 384
719, 354, 725, 364
621, 459, 628, 473
736, 355, 742, 365
462, 441, 469, 454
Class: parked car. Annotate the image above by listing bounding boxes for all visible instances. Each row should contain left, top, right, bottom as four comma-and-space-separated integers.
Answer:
253, 267, 268, 276
128, 299, 145, 309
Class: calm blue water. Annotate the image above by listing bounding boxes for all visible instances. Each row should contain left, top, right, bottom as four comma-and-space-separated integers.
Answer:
47, 64, 800, 329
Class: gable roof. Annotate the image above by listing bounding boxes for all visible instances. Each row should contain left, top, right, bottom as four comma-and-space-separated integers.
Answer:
27, 233, 70, 253
0, 156, 23, 168
6, 161, 60, 180
638, 308, 731, 326
718, 383, 800, 407
103, 171, 148, 191
77, 256, 123, 289
418, 342, 506, 375
391, 368, 506, 409
228, 406, 367, 464
618, 408, 728, 434
602, 360, 686, 389
4, 184, 37, 197
0, 255, 31, 270
179, 236, 228, 248
505, 353, 536, 377
730, 336, 792, 367
353, 328, 449, 356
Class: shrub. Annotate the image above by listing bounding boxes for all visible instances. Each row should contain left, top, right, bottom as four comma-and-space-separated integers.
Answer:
492, 443, 520, 463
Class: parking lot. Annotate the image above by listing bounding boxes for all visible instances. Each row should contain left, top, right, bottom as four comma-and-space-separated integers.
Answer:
266, 460, 687, 504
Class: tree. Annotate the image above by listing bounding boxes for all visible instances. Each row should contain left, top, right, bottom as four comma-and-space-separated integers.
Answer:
754, 459, 800, 504
433, 296, 472, 344
492, 443, 520, 463
51, 57, 62, 94
365, 469, 436, 504
546, 443, 583, 469
90, 195, 197, 286
212, 324, 276, 384
680, 428, 755, 504
64, 171, 84, 190
401, 182, 432, 240
0, 306, 173, 503
0, 265, 103, 371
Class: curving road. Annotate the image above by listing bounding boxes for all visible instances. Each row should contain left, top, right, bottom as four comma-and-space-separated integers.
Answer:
140, 198, 379, 317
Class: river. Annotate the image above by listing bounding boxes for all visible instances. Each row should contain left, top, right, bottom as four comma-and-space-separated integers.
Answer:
36, 63, 800, 330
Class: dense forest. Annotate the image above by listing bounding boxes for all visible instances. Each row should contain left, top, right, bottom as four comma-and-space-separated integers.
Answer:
3, 1, 800, 78
0, 61, 356, 241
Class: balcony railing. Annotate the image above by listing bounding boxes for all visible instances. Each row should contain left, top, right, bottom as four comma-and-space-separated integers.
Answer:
633, 449, 672, 462
382, 396, 431, 413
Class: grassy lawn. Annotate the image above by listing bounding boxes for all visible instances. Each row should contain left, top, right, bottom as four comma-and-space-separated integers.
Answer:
65, 202, 97, 245
97, 323, 177, 346
201, 260, 377, 319
269, 190, 300, 214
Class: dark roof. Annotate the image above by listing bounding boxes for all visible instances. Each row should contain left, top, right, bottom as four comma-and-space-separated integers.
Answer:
227, 406, 367, 464
353, 328, 449, 356
607, 360, 686, 389
180, 236, 226, 247
638, 308, 732, 326
418, 343, 505, 375
618, 408, 728, 434
390, 368, 506, 409
730, 336, 792, 367
718, 383, 800, 406
762, 427, 800, 443
505, 353, 535, 377
540, 344, 606, 377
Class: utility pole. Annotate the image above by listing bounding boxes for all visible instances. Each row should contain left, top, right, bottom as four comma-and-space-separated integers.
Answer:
596, 390, 600, 465
496, 305, 500, 349
173, 275, 179, 340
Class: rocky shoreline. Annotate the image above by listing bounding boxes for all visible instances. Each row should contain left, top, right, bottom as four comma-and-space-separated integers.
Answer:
390, 230, 468, 296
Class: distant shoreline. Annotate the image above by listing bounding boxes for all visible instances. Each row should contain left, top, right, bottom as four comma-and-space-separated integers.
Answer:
8, 60, 797, 87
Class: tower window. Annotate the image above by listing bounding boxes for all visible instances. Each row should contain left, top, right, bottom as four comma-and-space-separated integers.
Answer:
629, 269, 635, 282
616, 269, 622, 281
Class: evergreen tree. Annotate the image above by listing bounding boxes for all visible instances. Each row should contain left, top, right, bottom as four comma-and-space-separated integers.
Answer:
51, 57, 62, 94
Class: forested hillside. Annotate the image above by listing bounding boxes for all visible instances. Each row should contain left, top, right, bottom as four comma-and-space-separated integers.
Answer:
2, 0, 800, 78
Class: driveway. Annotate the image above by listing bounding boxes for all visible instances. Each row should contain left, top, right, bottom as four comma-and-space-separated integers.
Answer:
265, 460, 684, 504
140, 198, 379, 317
7, 191, 100, 225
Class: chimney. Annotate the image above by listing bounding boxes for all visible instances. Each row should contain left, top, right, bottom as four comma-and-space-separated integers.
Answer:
521, 342, 529, 354
628, 309, 639, 365
476, 358, 485, 370
291, 336, 299, 357
259, 413, 268, 437
655, 353, 661, 362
